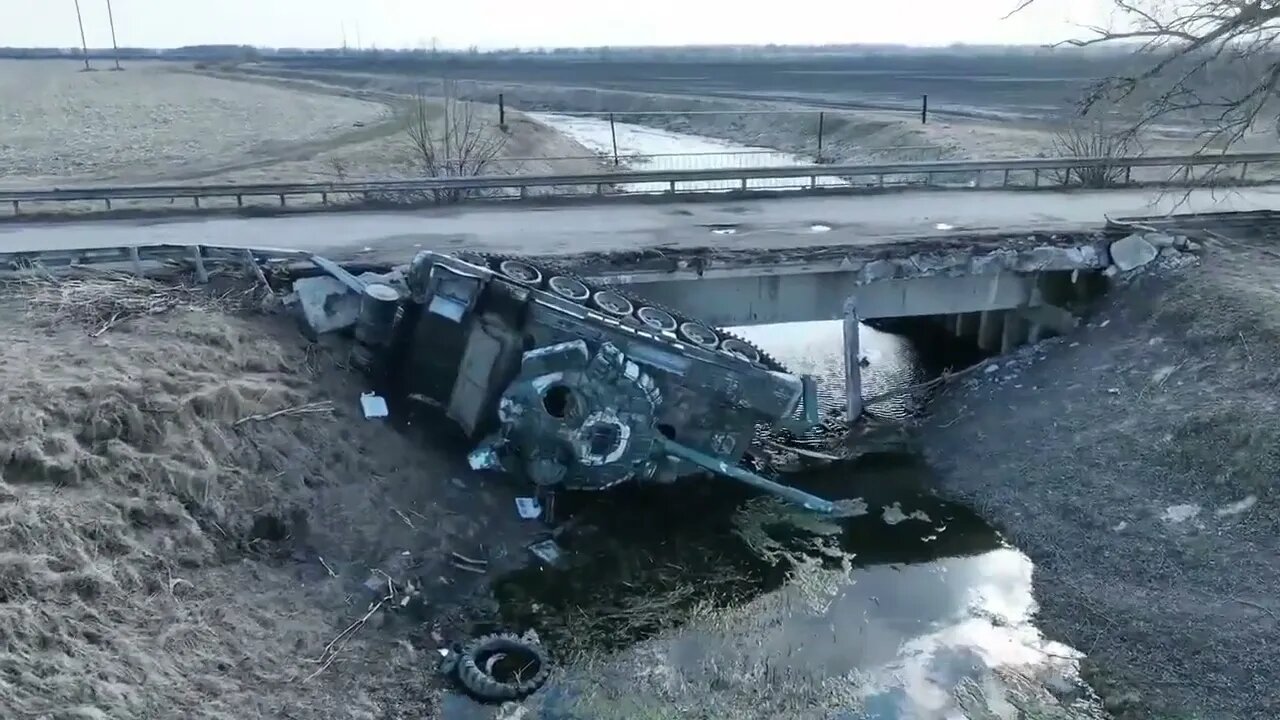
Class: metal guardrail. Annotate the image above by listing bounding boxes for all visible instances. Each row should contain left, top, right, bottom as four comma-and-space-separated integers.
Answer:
1, 152, 1276, 214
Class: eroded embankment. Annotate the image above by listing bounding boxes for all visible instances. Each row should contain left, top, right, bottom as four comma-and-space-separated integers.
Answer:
919, 236, 1280, 719
0, 275, 540, 719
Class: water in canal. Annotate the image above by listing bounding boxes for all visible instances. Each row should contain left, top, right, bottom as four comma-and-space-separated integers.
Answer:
441, 119, 1099, 719
442, 322, 1099, 719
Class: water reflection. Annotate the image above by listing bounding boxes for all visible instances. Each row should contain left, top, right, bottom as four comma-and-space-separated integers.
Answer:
732, 320, 925, 419
442, 322, 1095, 719
531, 112, 848, 193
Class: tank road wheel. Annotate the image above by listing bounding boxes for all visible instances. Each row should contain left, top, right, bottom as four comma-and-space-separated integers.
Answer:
548, 275, 591, 302
591, 290, 634, 318
636, 306, 678, 333
679, 321, 720, 349
498, 260, 544, 287
721, 338, 762, 364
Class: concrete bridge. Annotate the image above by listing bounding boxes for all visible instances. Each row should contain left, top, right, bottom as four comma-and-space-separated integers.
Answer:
0, 186, 1261, 419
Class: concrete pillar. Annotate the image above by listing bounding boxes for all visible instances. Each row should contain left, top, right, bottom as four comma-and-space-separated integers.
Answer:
843, 297, 862, 424
956, 312, 980, 339
977, 310, 1003, 352
1001, 311, 1029, 353
1028, 322, 1046, 344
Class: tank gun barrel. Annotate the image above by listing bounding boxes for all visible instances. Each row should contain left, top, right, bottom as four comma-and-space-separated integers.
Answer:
656, 436, 836, 513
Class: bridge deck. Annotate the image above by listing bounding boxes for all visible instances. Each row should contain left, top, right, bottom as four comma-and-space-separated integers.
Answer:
2, 186, 1278, 264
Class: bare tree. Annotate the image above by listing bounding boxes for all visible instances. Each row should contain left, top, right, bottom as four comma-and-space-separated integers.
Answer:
1051, 120, 1136, 187
1010, 1, 1280, 154
405, 80, 508, 202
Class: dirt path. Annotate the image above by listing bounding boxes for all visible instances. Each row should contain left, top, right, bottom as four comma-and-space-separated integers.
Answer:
919, 234, 1280, 718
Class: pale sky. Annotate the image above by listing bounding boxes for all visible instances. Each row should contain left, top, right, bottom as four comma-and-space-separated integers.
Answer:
3, 0, 1116, 50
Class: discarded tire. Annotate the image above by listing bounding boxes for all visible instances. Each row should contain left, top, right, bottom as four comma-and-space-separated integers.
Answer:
456, 633, 551, 702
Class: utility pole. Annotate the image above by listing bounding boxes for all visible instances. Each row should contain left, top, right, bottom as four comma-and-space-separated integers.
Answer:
355, 23, 362, 52
105, 0, 122, 70
74, 0, 91, 71
340, 22, 348, 53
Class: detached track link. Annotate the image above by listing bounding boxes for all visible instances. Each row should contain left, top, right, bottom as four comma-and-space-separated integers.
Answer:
471, 252, 789, 374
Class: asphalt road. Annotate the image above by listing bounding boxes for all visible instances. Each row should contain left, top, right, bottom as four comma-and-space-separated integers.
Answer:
2, 187, 1278, 260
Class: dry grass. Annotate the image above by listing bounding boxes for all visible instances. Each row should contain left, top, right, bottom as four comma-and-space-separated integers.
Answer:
0, 274, 528, 718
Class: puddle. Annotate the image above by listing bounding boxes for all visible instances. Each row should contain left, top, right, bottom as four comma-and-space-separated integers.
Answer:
710, 226, 738, 235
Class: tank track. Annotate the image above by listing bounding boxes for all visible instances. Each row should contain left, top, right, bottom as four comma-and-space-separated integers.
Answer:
459, 251, 789, 374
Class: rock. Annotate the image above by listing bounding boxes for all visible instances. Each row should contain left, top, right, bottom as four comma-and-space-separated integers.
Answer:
293, 276, 360, 338
1184, 240, 1202, 252
1172, 234, 1190, 249
969, 249, 1016, 275
1143, 232, 1178, 248
1013, 246, 1093, 272
1103, 265, 1120, 278
1110, 233, 1159, 271
984, 364, 1000, 374
860, 259, 899, 283
1159, 246, 1179, 258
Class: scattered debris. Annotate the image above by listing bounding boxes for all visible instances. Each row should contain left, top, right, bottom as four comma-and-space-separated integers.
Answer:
1216, 496, 1258, 517
234, 400, 334, 426
528, 539, 564, 567
455, 633, 551, 702
360, 392, 389, 419
1160, 504, 1201, 524
515, 497, 543, 520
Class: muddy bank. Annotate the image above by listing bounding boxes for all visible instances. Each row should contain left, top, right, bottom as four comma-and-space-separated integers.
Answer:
918, 237, 1280, 718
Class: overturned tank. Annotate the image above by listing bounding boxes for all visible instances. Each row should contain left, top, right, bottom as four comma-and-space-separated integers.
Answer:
358, 251, 833, 512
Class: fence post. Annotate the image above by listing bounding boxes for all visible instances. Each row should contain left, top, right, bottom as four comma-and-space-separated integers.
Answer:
922, 95, 928, 124
1242, 162, 1250, 181
499, 94, 505, 126
610, 113, 619, 166
817, 111, 825, 163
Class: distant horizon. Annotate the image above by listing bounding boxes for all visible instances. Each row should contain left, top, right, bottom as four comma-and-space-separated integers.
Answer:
4, 0, 1114, 51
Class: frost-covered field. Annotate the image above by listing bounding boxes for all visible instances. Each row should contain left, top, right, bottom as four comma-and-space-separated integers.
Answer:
0, 60, 388, 188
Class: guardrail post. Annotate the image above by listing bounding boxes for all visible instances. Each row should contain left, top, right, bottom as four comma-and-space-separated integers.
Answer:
610, 113, 619, 167
596, 183, 604, 195
236, 194, 243, 207
279, 194, 286, 207
921, 94, 928, 124
1124, 166, 1133, 185
926, 171, 934, 186
129, 246, 143, 275
10, 200, 18, 215
740, 177, 747, 191
519, 186, 528, 200
1061, 168, 1071, 186
322, 192, 329, 205
810, 175, 817, 189
193, 196, 200, 208
499, 93, 505, 127
1242, 162, 1250, 180
668, 180, 676, 193
843, 297, 862, 423
878, 173, 885, 187
1002, 169, 1010, 187
1033, 168, 1041, 187
104, 198, 111, 210
817, 112, 825, 163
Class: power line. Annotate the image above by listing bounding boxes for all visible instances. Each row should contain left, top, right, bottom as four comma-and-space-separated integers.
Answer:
105, 0, 122, 70
73, 0, 91, 70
